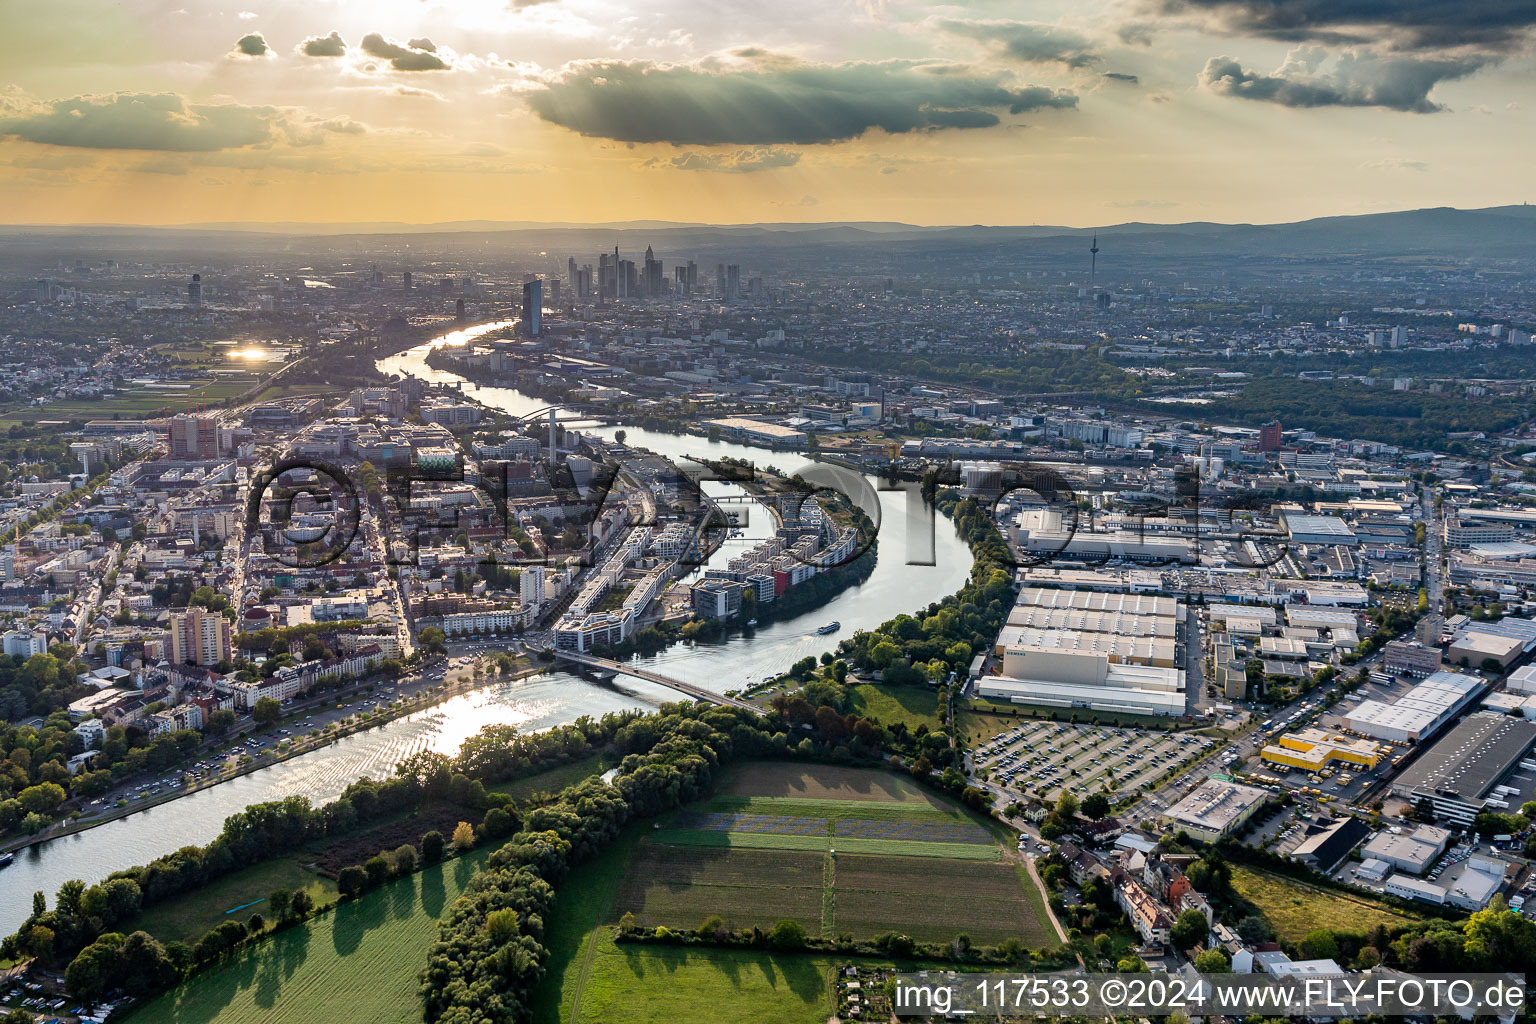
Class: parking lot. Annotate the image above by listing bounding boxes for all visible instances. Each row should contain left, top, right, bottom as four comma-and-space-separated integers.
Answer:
974, 719, 1218, 806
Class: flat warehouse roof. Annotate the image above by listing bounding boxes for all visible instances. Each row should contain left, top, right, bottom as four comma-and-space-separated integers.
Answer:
975, 677, 1186, 715
1394, 713, 1536, 800
1005, 605, 1178, 638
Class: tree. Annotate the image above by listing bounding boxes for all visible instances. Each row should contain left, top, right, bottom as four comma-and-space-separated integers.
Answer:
267, 888, 292, 922
252, 697, 282, 727
1055, 791, 1080, 820
421, 830, 445, 863
614, 429, 627, 446
420, 627, 446, 654
393, 844, 418, 874
364, 855, 391, 887
207, 708, 237, 735
56, 878, 86, 917
1171, 909, 1210, 951
1237, 915, 1272, 944
1193, 948, 1230, 973
289, 889, 313, 919
18, 782, 66, 814
26, 925, 54, 963
1081, 792, 1112, 820
1299, 929, 1340, 961
337, 865, 368, 899
451, 820, 475, 851
767, 918, 807, 950
1116, 955, 1147, 972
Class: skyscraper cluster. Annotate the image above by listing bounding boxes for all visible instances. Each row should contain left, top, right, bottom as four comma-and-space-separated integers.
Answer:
561, 245, 741, 303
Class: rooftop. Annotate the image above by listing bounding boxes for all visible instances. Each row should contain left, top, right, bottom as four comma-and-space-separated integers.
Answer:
1394, 712, 1536, 801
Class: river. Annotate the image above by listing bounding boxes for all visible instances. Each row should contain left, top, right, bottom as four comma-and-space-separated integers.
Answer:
0, 322, 971, 934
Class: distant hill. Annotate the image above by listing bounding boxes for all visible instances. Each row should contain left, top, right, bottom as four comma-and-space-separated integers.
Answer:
4, 204, 1535, 259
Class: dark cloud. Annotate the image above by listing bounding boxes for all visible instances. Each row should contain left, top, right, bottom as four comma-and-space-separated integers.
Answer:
1102, 71, 1141, 84
643, 147, 801, 172
1198, 50, 1488, 112
407, 38, 437, 53
233, 33, 269, 57
0, 92, 277, 151
300, 31, 346, 57
1157, 0, 1536, 52
526, 58, 1077, 145
360, 32, 449, 71
938, 20, 1100, 69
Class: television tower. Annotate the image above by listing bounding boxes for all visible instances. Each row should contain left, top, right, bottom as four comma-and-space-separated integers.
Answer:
1089, 234, 1100, 293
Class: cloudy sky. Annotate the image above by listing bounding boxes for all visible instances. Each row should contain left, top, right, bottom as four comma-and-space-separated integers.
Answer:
1, 0, 1532, 226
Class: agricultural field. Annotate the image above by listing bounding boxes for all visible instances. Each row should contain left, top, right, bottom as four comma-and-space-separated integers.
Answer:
719, 762, 950, 806
127, 850, 489, 1024
536, 763, 1056, 1024
127, 856, 337, 946
1231, 865, 1423, 942
621, 762, 1052, 946
616, 845, 826, 935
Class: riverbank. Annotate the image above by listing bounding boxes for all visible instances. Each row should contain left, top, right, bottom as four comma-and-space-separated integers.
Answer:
0, 321, 972, 936
0, 658, 549, 859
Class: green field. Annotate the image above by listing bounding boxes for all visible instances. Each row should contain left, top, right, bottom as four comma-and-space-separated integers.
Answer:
128, 856, 337, 946
128, 850, 489, 1024
569, 934, 834, 1024
849, 683, 943, 733
1231, 865, 1424, 942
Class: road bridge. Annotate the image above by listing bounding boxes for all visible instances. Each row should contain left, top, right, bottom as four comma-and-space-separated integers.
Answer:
551, 650, 763, 715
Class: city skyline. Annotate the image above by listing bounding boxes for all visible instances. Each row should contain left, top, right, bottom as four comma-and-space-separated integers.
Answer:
3, 0, 1535, 226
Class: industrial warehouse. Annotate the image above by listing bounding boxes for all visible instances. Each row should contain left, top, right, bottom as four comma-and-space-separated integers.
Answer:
1390, 712, 1536, 826
1341, 670, 1485, 744
976, 585, 1188, 716
1261, 728, 1383, 773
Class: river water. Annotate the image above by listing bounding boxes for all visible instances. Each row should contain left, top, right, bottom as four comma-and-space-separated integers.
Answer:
0, 322, 971, 933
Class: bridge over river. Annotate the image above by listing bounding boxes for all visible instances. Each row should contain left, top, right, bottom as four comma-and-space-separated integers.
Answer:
550, 650, 764, 715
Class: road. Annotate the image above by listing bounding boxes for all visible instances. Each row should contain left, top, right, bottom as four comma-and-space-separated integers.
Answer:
1420, 481, 1445, 615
